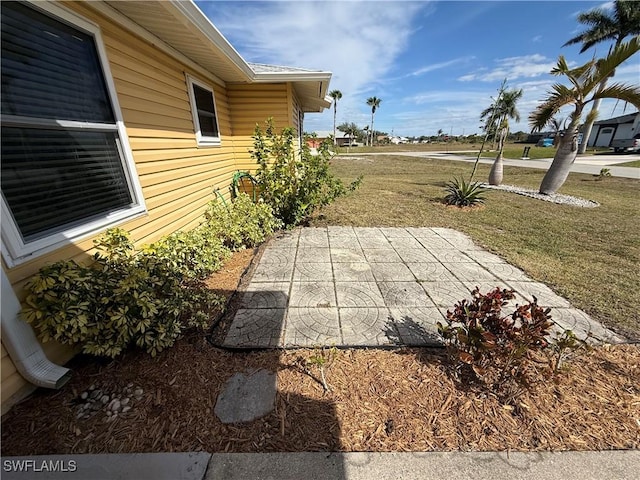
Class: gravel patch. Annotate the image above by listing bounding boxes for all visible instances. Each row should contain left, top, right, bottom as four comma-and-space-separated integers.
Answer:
482, 184, 600, 208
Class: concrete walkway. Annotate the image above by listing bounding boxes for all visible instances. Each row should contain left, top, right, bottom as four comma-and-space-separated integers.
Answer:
4, 451, 639, 479
347, 151, 640, 179
223, 227, 620, 348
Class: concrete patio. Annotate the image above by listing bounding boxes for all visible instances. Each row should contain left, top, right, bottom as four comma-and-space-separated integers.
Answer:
223, 227, 621, 348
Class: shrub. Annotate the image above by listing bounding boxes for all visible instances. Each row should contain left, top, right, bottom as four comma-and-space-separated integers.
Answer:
21, 190, 282, 358
252, 118, 361, 227
444, 177, 488, 207
143, 225, 229, 282
437, 287, 557, 401
205, 192, 282, 250
23, 229, 223, 358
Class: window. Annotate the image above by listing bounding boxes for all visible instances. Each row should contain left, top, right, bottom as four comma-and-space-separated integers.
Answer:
1, 1, 145, 265
187, 76, 220, 146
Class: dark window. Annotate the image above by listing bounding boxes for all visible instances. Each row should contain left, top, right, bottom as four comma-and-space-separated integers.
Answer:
191, 82, 219, 140
1, 2, 137, 253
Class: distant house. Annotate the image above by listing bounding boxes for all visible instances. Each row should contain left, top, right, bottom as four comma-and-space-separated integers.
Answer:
0, 0, 332, 413
306, 130, 351, 147
390, 136, 409, 145
587, 112, 640, 148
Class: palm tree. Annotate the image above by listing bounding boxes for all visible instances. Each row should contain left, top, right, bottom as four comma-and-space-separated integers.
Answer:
546, 116, 568, 147
530, 37, 640, 195
337, 122, 359, 147
486, 88, 523, 185
329, 90, 342, 146
564, 0, 640, 153
366, 97, 381, 146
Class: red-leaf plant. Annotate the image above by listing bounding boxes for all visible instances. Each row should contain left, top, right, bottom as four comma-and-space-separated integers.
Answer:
438, 287, 555, 401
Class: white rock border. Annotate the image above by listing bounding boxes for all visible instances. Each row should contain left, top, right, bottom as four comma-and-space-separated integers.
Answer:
482, 184, 600, 208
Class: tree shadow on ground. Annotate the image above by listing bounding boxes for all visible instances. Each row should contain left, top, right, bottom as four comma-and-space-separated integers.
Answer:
382, 315, 442, 347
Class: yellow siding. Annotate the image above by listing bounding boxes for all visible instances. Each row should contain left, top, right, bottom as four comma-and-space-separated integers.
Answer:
227, 83, 292, 171
2, 1, 302, 412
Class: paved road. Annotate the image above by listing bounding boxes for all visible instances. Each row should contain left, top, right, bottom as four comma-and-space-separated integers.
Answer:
345, 151, 640, 179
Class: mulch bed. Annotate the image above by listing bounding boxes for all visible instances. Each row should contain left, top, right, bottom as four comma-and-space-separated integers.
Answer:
1, 249, 639, 455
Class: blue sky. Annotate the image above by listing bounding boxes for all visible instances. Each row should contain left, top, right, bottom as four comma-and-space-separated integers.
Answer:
196, 1, 640, 137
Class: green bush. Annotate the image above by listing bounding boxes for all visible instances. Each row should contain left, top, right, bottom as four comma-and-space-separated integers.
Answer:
143, 225, 229, 282
205, 192, 282, 250
252, 118, 362, 227
21, 190, 282, 358
444, 177, 488, 207
23, 229, 223, 358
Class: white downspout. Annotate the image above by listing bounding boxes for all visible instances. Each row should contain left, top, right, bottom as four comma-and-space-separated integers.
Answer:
1, 268, 71, 389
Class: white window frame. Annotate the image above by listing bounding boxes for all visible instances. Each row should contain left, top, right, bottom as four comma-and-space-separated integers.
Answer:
186, 75, 221, 147
0, 0, 146, 267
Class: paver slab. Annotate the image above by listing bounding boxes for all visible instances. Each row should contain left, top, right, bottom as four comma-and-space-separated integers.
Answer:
387, 307, 444, 346
330, 248, 367, 263
284, 307, 341, 346
441, 262, 499, 282
296, 247, 331, 263
222, 226, 622, 349
335, 282, 385, 307
289, 282, 336, 308
239, 282, 289, 309
370, 263, 416, 282
361, 248, 403, 263
332, 262, 375, 282
224, 309, 286, 348
293, 263, 333, 282
378, 281, 435, 307
340, 307, 397, 346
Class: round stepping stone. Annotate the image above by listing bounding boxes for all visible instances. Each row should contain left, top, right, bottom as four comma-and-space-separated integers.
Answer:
214, 370, 276, 424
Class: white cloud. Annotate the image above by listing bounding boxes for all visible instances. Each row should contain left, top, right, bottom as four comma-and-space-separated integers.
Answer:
198, 1, 428, 132
532, 35, 542, 43
407, 56, 475, 77
458, 54, 556, 82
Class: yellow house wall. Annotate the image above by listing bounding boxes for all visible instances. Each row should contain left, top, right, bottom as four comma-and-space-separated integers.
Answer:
227, 83, 301, 172
1, 1, 300, 413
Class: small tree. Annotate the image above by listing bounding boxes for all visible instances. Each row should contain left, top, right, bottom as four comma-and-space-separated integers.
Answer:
480, 86, 523, 185
253, 118, 361, 227
338, 122, 360, 146
530, 38, 640, 194
564, 0, 640, 153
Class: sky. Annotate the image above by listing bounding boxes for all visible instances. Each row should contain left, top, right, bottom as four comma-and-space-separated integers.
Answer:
196, 0, 640, 137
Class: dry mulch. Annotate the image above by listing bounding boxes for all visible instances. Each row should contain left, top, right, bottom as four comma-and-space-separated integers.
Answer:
1, 249, 639, 455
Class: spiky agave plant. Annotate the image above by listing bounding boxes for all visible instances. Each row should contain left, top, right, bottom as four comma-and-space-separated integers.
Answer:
444, 177, 488, 207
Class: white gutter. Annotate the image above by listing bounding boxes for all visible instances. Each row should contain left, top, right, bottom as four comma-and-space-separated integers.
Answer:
170, 0, 255, 80
1, 269, 71, 389
171, 1, 334, 87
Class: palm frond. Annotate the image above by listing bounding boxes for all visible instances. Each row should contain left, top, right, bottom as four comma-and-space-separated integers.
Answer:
590, 82, 640, 110
529, 86, 577, 132
584, 108, 599, 127
589, 36, 640, 87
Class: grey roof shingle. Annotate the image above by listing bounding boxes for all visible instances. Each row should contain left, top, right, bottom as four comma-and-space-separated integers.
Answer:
249, 62, 323, 74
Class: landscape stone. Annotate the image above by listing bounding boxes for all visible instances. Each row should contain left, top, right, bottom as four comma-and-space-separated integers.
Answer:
214, 370, 276, 424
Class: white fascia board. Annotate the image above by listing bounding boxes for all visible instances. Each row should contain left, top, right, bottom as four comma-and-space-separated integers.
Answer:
169, 0, 254, 80
90, 1, 226, 87
252, 72, 333, 83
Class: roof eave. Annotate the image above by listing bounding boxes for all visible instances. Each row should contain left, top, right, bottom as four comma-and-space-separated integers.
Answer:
168, 0, 255, 81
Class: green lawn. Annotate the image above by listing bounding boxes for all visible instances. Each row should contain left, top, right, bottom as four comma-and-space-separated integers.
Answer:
617, 159, 640, 167
336, 143, 479, 154
480, 146, 555, 160
312, 155, 640, 338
